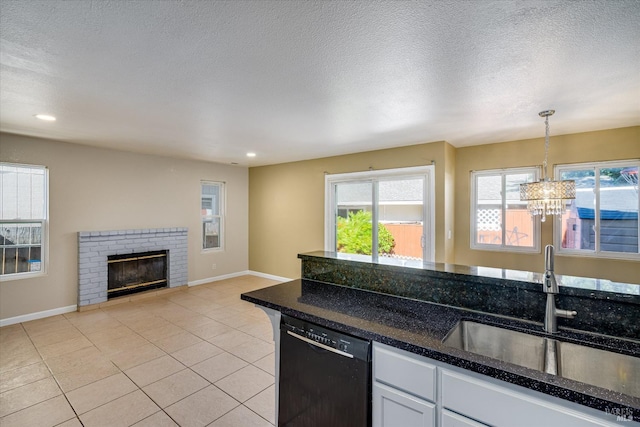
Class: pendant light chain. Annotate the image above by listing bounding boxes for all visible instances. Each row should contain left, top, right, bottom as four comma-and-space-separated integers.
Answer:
519, 109, 576, 222
543, 114, 550, 180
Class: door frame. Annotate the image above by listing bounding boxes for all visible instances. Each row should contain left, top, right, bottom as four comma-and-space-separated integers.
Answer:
324, 165, 435, 263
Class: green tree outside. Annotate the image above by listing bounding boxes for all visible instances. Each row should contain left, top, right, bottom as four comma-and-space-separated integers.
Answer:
336, 210, 395, 255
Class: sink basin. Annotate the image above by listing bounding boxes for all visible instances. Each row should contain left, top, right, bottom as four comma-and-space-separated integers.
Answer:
443, 320, 640, 398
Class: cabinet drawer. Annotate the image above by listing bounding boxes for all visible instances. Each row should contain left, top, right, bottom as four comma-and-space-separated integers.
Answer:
441, 370, 617, 427
442, 410, 488, 427
373, 343, 436, 402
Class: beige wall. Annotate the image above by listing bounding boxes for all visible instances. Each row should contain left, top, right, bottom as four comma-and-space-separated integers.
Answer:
249, 141, 453, 279
250, 126, 639, 284
454, 126, 640, 283
2, 126, 638, 320
0, 133, 248, 321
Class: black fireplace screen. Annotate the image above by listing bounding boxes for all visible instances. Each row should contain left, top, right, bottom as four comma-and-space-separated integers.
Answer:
107, 250, 168, 298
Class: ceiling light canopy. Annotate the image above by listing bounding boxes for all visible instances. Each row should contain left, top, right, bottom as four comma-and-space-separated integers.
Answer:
246, 152, 256, 158
519, 110, 576, 222
34, 114, 56, 121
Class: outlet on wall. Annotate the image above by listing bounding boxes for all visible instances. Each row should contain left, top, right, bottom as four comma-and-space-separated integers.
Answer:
211, 263, 217, 270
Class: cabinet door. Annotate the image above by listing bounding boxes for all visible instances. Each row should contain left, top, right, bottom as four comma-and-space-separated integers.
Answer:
442, 410, 488, 427
441, 370, 620, 427
373, 383, 435, 427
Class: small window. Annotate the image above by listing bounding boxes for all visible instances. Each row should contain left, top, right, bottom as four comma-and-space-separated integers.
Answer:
1, 163, 48, 278
471, 168, 539, 252
556, 160, 639, 259
201, 181, 225, 251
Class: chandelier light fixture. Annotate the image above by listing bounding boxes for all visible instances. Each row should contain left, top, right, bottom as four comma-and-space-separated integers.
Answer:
519, 110, 576, 222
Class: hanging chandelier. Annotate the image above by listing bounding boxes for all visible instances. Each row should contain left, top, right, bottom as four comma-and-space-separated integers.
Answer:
519, 110, 576, 222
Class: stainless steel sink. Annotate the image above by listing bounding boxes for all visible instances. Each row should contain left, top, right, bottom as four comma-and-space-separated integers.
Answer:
443, 320, 640, 398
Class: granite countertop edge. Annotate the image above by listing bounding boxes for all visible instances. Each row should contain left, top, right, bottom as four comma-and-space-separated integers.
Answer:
241, 279, 640, 421
298, 252, 640, 303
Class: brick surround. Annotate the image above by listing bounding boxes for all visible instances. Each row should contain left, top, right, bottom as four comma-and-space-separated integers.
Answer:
77, 228, 188, 306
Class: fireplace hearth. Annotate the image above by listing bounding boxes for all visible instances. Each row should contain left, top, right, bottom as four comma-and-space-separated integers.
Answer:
107, 250, 168, 298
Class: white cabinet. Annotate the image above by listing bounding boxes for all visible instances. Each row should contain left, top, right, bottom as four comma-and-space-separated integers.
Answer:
372, 342, 625, 427
373, 343, 437, 427
440, 369, 620, 427
374, 343, 436, 401
373, 383, 436, 427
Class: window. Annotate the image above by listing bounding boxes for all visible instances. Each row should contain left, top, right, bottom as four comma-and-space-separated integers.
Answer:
325, 166, 434, 265
555, 160, 639, 259
471, 168, 539, 252
201, 181, 224, 251
1, 163, 48, 278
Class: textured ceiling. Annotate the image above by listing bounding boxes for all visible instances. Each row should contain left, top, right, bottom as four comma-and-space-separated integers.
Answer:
1, 0, 639, 166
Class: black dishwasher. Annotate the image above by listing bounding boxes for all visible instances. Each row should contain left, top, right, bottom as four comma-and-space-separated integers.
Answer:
279, 314, 371, 427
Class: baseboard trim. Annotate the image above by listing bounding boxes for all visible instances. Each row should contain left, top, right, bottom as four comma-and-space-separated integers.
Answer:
188, 270, 292, 287
188, 270, 251, 287
0, 305, 77, 327
248, 270, 292, 283
1, 270, 293, 326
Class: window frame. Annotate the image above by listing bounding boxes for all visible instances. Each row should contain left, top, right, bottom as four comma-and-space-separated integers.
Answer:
324, 165, 435, 263
200, 180, 225, 252
554, 159, 640, 260
0, 162, 49, 281
470, 167, 540, 253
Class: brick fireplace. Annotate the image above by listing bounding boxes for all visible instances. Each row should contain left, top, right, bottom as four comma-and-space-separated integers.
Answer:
77, 228, 188, 307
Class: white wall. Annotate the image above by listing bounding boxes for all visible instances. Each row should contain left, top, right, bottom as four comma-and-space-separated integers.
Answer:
0, 133, 249, 321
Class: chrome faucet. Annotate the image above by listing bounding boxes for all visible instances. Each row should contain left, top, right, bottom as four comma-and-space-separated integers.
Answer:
543, 245, 577, 333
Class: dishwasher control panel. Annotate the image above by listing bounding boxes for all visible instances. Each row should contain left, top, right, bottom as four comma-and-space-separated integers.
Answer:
281, 314, 371, 361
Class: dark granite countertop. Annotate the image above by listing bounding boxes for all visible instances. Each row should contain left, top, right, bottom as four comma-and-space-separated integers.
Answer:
299, 251, 640, 301
241, 279, 640, 421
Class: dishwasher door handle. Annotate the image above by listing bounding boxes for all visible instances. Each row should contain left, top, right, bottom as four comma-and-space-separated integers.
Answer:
286, 330, 354, 358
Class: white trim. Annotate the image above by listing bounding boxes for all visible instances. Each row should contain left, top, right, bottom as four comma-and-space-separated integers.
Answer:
188, 270, 251, 286
248, 270, 292, 282
188, 270, 292, 287
0, 271, 47, 282
0, 163, 49, 278
200, 180, 225, 251
0, 305, 77, 327
325, 165, 435, 262
426, 166, 435, 262
1, 270, 291, 325
470, 167, 540, 253
554, 159, 640, 259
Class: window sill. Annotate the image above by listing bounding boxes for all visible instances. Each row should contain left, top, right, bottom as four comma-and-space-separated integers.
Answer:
0, 271, 47, 282
556, 251, 640, 262
470, 244, 539, 254
201, 248, 224, 254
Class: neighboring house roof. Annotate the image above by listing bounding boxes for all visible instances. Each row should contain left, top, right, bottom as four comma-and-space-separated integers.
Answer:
574, 186, 638, 219
576, 208, 637, 220
336, 179, 424, 205
476, 176, 524, 205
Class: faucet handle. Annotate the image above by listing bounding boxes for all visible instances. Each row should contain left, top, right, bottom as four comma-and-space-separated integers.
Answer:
556, 309, 577, 319
545, 272, 559, 293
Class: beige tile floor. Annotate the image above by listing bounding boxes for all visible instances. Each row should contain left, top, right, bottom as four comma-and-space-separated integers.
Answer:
0, 275, 281, 427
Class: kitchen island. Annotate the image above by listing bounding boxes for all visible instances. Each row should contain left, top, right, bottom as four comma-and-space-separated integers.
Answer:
241, 252, 639, 426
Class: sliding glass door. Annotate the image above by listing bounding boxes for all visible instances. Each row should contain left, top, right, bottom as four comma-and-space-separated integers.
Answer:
326, 166, 434, 265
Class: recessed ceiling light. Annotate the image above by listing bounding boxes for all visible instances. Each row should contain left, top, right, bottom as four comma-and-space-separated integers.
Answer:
34, 114, 56, 121
246, 152, 256, 157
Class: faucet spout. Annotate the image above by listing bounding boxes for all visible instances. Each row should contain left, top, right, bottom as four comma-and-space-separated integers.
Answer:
544, 245, 559, 294
542, 245, 577, 333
